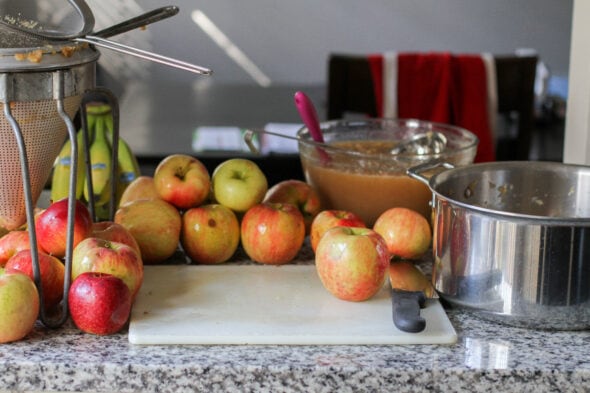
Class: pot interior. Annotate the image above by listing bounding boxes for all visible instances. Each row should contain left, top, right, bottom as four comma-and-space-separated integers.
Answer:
431, 161, 590, 221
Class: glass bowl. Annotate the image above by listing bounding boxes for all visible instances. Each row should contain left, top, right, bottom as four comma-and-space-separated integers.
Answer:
297, 118, 478, 226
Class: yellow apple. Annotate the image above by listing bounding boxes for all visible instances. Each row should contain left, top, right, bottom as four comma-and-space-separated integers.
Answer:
181, 204, 240, 264
118, 176, 160, 207
0, 268, 39, 343
211, 158, 268, 213
373, 207, 432, 260
115, 198, 181, 264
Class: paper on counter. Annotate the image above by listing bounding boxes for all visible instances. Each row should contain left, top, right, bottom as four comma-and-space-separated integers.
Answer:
260, 123, 302, 154
192, 126, 259, 152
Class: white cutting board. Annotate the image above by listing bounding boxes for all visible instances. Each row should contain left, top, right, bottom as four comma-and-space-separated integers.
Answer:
128, 265, 457, 345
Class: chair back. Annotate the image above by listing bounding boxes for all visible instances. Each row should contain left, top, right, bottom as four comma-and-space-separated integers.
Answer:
327, 53, 538, 160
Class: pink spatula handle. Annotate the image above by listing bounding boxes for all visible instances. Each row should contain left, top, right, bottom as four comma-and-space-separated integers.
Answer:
294, 91, 325, 143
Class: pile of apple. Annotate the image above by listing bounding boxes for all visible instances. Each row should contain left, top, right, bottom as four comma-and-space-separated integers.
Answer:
115, 153, 433, 304
311, 206, 432, 302
0, 152, 434, 344
0, 198, 142, 343
113, 154, 323, 266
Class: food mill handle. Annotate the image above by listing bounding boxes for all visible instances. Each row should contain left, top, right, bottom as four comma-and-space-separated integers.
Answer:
75, 36, 212, 76
406, 161, 455, 184
93, 6, 179, 38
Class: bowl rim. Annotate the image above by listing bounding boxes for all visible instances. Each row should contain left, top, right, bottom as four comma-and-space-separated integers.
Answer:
296, 118, 479, 160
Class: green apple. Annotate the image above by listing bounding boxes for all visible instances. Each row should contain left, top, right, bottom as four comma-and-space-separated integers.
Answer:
211, 158, 268, 213
0, 267, 40, 343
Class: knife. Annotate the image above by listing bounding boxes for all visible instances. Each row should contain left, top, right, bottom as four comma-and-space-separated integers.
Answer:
389, 261, 436, 333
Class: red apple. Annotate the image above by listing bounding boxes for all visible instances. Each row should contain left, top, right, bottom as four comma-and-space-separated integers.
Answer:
153, 154, 211, 210
68, 272, 132, 335
181, 204, 240, 264
310, 210, 367, 252
72, 237, 143, 299
91, 221, 141, 255
0, 230, 33, 267
315, 226, 390, 302
0, 268, 40, 343
211, 158, 268, 213
114, 198, 181, 264
35, 198, 93, 259
373, 207, 432, 260
263, 179, 321, 234
118, 175, 160, 207
240, 202, 305, 265
5, 249, 65, 310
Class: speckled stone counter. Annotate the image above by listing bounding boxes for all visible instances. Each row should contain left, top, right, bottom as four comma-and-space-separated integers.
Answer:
2, 248, 590, 392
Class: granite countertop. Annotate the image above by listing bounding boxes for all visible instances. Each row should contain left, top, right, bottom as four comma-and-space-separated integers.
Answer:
2, 247, 590, 393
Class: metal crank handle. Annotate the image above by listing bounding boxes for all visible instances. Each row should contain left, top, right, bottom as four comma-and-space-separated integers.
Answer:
75, 36, 212, 76
93, 6, 179, 38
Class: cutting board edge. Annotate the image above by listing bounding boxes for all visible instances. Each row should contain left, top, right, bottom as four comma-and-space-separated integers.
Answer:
128, 333, 458, 346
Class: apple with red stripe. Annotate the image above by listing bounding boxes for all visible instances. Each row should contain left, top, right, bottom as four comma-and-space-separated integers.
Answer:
310, 209, 366, 253
240, 202, 305, 265
72, 237, 143, 300
263, 179, 321, 235
315, 226, 390, 302
5, 249, 65, 311
153, 154, 211, 210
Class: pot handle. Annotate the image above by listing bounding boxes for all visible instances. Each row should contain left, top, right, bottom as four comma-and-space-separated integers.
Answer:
407, 161, 455, 184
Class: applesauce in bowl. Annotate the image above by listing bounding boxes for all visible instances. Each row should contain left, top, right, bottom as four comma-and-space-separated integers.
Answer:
297, 119, 478, 226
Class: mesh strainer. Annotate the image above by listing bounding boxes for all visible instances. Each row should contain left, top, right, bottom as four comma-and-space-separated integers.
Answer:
0, 95, 81, 229
0, 40, 97, 230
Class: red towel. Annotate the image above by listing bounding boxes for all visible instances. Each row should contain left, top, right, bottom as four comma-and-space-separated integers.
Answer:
450, 54, 495, 162
368, 52, 495, 162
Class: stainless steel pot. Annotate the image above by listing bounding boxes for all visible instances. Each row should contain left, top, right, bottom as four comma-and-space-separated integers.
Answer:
408, 161, 590, 330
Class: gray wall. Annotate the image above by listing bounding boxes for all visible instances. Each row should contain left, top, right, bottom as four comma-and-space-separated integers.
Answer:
90, 0, 573, 90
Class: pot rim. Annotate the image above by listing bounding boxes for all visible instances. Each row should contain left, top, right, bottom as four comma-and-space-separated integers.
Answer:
0, 44, 99, 72
425, 161, 590, 225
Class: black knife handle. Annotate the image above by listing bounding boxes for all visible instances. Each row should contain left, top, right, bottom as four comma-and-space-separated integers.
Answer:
391, 289, 427, 333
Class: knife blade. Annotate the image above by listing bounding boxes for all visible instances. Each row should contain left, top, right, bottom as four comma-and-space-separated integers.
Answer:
389, 261, 437, 333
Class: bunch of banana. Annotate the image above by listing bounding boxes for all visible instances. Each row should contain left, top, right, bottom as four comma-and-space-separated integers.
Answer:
50, 114, 96, 203
50, 103, 141, 219
83, 111, 112, 207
